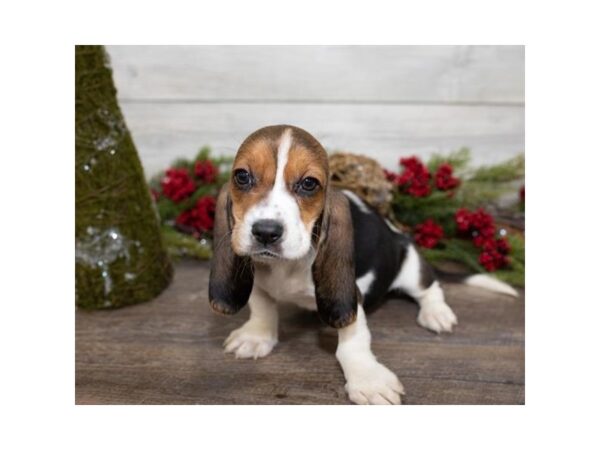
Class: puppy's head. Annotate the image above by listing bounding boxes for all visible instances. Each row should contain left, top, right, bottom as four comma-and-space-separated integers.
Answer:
229, 125, 328, 261
209, 125, 358, 327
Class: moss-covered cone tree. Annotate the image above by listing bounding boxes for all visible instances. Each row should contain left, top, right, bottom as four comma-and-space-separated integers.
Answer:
75, 45, 173, 309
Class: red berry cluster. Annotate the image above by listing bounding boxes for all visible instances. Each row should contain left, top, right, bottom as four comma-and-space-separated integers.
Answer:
395, 157, 431, 197
161, 160, 219, 203
434, 163, 461, 191
455, 208, 511, 271
385, 156, 460, 197
176, 196, 217, 234
159, 160, 220, 237
161, 168, 196, 203
194, 160, 219, 184
414, 219, 444, 248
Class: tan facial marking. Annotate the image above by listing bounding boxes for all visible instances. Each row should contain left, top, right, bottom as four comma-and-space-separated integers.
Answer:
285, 146, 328, 229
229, 141, 277, 252
230, 143, 276, 220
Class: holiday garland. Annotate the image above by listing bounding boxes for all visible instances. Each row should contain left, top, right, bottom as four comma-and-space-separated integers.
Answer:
150, 147, 524, 287
148, 147, 232, 259
385, 148, 524, 286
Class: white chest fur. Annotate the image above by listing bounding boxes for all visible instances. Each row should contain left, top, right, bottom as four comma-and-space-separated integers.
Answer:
252, 254, 317, 311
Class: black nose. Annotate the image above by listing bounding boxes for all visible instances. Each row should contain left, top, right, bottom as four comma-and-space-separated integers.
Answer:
252, 220, 284, 245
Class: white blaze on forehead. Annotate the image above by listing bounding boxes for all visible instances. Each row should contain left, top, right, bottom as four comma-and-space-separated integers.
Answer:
240, 128, 313, 260
274, 128, 293, 186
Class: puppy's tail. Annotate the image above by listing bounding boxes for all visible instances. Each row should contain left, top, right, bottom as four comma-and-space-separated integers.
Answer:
434, 269, 519, 298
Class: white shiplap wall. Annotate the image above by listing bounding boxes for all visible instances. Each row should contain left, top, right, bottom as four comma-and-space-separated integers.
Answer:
106, 46, 524, 177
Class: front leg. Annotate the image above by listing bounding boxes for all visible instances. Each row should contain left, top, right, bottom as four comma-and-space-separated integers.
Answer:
336, 304, 404, 405
224, 286, 278, 359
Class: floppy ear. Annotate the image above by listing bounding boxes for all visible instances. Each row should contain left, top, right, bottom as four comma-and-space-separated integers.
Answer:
208, 183, 254, 314
312, 190, 360, 328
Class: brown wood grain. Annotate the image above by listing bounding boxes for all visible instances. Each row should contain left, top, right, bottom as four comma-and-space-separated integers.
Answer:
76, 260, 524, 405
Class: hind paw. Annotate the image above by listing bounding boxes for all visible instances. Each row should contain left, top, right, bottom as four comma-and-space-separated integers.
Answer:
417, 301, 457, 333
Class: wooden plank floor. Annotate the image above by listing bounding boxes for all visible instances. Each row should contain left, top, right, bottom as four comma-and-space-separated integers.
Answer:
76, 260, 524, 405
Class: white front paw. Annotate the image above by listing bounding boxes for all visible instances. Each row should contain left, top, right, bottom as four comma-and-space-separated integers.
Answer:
345, 362, 405, 405
223, 324, 277, 359
417, 301, 457, 333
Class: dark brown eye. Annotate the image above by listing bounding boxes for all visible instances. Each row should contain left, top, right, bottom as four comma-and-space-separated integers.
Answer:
298, 177, 319, 194
234, 169, 251, 188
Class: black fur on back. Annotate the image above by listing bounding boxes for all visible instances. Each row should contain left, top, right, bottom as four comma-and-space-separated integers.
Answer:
346, 193, 413, 311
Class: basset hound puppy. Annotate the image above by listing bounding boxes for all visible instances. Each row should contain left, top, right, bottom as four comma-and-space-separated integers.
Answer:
209, 125, 518, 405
